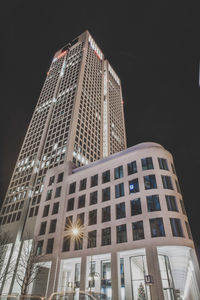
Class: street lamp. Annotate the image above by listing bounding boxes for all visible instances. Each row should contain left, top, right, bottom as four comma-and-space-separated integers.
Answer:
65, 220, 99, 293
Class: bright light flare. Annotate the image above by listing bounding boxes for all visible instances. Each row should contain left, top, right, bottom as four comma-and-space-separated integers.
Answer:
65, 218, 85, 242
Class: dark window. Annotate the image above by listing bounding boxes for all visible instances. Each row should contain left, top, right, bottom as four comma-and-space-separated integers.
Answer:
78, 195, 85, 208
180, 199, 186, 215
57, 172, 64, 183
147, 195, 161, 212
129, 178, 139, 194
144, 175, 157, 190
91, 174, 98, 187
79, 178, 87, 191
52, 202, 59, 215
67, 198, 74, 211
171, 163, 176, 175
102, 206, 111, 222
89, 209, 97, 225
49, 219, 57, 233
69, 182, 76, 194
141, 157, 154, 170
36, 240, 43, 256
46, 189, 52, 201
65, 215, 73, 229
116, 202, 126, 219
165, 195, 178, 212
158, 158, 169, 170
62, 237, 70, 252
77, 213, 84, 225
132, 221, 144, 240
170, 218, 184, 237
115, 183, 124, 198
74, 238, 83, 250
131, 198, 142, 216
114, 166, 123, 179
29, 207, 34, 217
90, 191, 98, 205
43, 205, 50, 217
87, 230, 97, 248
102, 187, 110, 202
102, 170, 110, 183
55, 186, 61, 198
49, 176, 55, 186
34, 206, 39, 216
39, 222, 47, 235
46, 238, 54, 254
150, 218, 165, 237
161, 175, 173, 190
185, 222, 192, 239
127, 161, 137, 175
116, 224, 127, 243
175, 180, 181, 193
102, 227, 111, 246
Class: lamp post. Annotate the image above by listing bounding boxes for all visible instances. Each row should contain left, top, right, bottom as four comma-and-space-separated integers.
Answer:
65, 219, 99, 293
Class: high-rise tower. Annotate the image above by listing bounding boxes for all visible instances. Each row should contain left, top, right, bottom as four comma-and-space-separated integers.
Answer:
0, 31, 126, 236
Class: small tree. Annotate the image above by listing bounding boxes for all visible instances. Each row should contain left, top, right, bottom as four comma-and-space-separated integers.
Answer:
0, 230, 14, 289
137, 282, 147, 300
15, 237, 46, 295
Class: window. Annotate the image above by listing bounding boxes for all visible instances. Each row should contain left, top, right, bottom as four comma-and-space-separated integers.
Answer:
29, 207, 34, 217
150, 218, 165, 237
102, 227, 111, 246
171, 163, 176, 175
116, 224, 127, 243
57, 172, 64, 183
34, 206, 39, 216
39, 222, 47, 235
102, 187, 110, 202
65, 215, 73, 229
52, 202, 59, 214
170, 218, 183, 237
62, 237, 70, 252
77, 213, 84, 225
90, 191, 98, 205
114, 166, 123, 179
185, 222, 192, 239
55, 186, 61, 198
144, 175, 157, 190
147, 195, 161, 212
46, 238, 54, 254
87, 230, 96, 248
67, 198, 74, 211
79, 178, 87, 191
165, 195, 178, 212
102, 206, 111, 222
131, 198, 142, 216
91, 174, 98, 187
43, 205, 50, 217
102, 170, 110, 183
115, 183, 124, 198
175, 180, 181, 193
46, 189, 52, 201
129, 178, 139, 194
49, 175, 55, 186
161, 176, 173, 190
78, 195, 85, 208
36, 240, 43, 256
49, 219, 57, 233
116, 202, 126, 219
141, 157, 154, 170
74, 238, 83, 250
127, 161, 137, 175
89, 209, 97, 225
158, 158, 169, 170
132, 221, 144, 240
69, 182, 76, 194
180, 199, 186, 215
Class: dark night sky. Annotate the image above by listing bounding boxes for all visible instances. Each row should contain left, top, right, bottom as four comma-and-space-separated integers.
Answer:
0, 1, 200, 259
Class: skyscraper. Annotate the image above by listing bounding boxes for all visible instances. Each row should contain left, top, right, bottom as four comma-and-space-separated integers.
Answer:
0, 31, 126, 237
